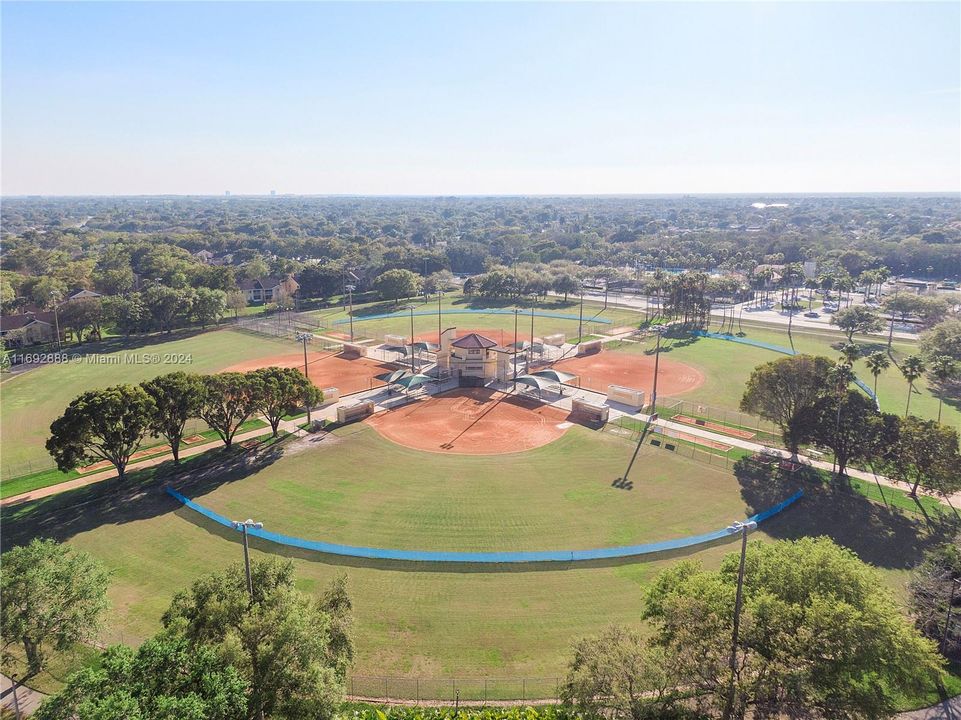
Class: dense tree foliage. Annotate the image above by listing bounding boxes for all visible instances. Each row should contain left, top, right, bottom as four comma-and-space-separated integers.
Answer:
642, 537, 942, 719
141, 372, 205, 463
33, 631, 248, 720
249, 366, 323, 436
739, 355, 834, 455
1, 539, 109, 676
162, 558, 353, 720
46, 385, 156, 481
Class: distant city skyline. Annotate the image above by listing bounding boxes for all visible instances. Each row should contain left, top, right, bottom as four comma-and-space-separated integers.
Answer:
2, 2, 959, 196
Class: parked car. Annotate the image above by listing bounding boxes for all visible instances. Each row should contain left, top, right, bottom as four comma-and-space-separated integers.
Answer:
804, 311, 820, 318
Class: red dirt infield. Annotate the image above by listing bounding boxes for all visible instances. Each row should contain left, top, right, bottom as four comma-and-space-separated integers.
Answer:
365, 387, 573, 455
223, 351, 394, 395
555, 350, 703, 397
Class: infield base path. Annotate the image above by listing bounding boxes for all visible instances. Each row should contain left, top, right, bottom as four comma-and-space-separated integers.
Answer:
366, 387, 572, 454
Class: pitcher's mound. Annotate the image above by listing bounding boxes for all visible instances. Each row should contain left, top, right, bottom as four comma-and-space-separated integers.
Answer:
366, 388, 571, 455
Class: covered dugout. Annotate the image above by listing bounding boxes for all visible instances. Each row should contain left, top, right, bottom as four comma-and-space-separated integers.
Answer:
571, 397, 610, 424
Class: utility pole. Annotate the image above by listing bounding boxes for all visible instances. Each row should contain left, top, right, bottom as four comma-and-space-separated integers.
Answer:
402, 305, 416, 372
9, 674, 21, 720
295, 332, 314, 423
721, 519, 757, 720
50, 291, 62, 352
231, 518, 264, 601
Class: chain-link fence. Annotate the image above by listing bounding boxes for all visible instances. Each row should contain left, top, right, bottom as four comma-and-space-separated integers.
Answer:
347, 676, 562, 702
605, 416, 751, 471
651, 396, 780, 446
2, 419, 211, 484
234, 311, 332, 342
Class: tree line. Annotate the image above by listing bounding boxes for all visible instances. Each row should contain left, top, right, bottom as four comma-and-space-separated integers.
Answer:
45, 368, 321, 481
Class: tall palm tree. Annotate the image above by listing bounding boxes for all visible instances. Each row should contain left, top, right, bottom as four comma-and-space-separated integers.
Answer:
900, 355, 926, 417
865, 351, 891, 395
929, 354, 958, 423
839, 342, 861, 367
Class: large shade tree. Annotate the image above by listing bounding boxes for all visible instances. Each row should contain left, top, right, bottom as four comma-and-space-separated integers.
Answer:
33, 630, 247, 720
1, 539, 109, 676
197, 372, 256, 448
739, 354, 834, 456
162, 558, 353, 720
643, 537, 942, 720
46, 384, 156, 481
249, 366, 323, 436
797, 389, 881, 479
140, 372, 205, 463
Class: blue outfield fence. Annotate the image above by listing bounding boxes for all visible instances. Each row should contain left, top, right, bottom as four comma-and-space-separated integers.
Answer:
166, 488, 803, 564
334, 308, 613, 326
691, 330, 880, 408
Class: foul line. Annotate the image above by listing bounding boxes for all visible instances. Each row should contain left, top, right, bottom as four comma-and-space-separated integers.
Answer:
166, 487, 803, 564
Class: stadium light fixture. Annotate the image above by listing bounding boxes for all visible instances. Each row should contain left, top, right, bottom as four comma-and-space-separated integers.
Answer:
400, 305, 416, 372
721, 518, 757, 720
231, 518, 264, 601
649, 324, 668, 421
295, 332, 314, 423
345, 284, 356, 341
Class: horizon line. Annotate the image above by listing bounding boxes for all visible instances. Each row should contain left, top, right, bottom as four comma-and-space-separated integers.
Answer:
3, 191, 961, 200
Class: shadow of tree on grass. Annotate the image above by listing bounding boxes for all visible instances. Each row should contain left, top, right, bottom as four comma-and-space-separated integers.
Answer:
0, 439, 288, 550
734, 459, 958, 570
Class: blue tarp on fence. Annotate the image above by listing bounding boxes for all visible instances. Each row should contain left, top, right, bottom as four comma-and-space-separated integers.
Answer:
166, 487, 803, 564
334, 308, 612, 326
691, 330, 880, 407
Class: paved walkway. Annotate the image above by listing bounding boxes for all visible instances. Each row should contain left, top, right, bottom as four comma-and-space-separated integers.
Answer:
1, 674, 44, 716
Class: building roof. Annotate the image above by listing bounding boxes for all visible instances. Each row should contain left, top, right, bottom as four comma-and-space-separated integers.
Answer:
0, 311, 54, 332
451, 332, 497, 349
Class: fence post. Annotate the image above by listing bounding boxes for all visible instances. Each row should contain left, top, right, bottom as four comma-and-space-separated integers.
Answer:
416, 678, 419, 704
484, 678, 488, 704
522, 679, 526, 702
385, 677, 389, 702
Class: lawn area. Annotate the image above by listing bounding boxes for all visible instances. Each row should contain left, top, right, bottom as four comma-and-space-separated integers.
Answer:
310, 294, 644, 345
1, 422, 947, 687
0, 328, 295, 476
610, 320, 960, 430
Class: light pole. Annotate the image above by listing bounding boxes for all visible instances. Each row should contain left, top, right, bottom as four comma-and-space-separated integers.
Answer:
941, 577, 961, 655
401, 305, 416, 372
50, 291, 62, 352
437, 286, 444, 345
345, 284, 356, 341
296, 332, 314, 423
528, 293, 536, 373
231, 518, 264, 601
721, 519, 758, 720
512, 308, 521, 391
578, 285, 585, 342
649, 325, 667, 420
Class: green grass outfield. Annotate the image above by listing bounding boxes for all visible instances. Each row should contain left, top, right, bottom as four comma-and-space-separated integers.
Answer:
0, 329, 295, 476
2, 422, 948, 686
608, 321, 961, 431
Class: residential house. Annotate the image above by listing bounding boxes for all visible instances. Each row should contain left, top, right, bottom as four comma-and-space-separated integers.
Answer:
238, 275, 300, 304
0, 310, 62, 346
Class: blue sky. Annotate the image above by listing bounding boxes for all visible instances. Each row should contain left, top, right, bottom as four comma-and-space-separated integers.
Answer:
2, 2, 959, 195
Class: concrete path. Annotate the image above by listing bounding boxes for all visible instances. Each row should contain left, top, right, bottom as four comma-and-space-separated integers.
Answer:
899, 695, 961, 719
1, 674, 44, 716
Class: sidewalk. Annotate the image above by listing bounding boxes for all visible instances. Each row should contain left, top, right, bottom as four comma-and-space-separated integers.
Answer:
1, 674, 44, 716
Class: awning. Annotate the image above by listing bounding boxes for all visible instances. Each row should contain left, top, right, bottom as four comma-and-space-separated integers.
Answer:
376, 369, 413, 384
389, 374, 433, 390
530, 369, 577, 384
513, 375, 557, 391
